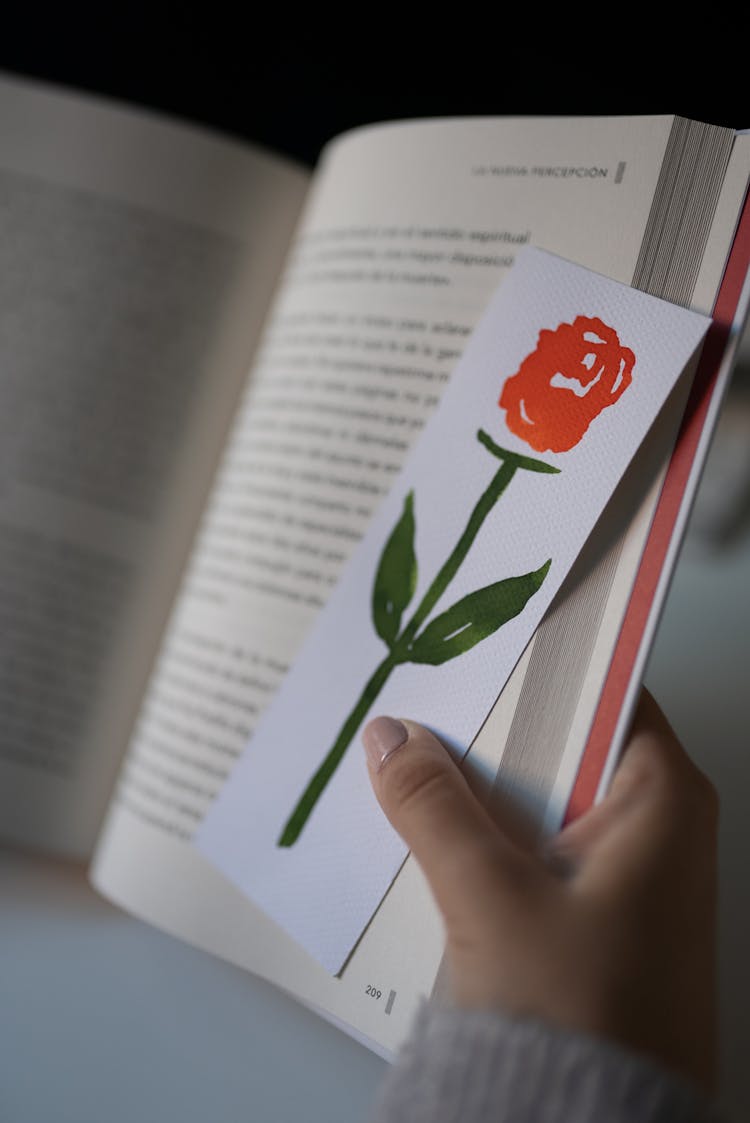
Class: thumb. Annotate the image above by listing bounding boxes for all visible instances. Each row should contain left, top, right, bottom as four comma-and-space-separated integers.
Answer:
363, 716, 538, 935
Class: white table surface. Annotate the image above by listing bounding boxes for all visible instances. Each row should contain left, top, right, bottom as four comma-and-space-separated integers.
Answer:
2, 379, 749, 1123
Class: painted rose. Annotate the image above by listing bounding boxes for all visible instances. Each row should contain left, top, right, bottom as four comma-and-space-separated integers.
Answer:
499, 315, 635, 453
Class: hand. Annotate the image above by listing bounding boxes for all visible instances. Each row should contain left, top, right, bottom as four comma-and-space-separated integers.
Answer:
362, 691, 718, 1091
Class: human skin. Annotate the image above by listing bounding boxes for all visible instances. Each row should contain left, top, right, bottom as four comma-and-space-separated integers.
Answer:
362, 691, 718, 1091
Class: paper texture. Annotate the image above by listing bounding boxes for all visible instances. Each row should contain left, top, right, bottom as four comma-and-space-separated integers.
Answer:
198, 246, 709, 972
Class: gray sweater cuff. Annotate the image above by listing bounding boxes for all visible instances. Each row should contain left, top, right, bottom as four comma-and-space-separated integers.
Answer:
370, 1002, 726, 1123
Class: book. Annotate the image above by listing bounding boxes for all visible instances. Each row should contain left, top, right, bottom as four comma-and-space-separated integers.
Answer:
0, 70, 748, 1057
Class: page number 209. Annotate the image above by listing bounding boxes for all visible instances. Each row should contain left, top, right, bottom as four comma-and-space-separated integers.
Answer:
366, 985, 397, 1014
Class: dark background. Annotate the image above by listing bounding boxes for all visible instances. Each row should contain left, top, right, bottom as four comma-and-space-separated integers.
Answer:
0, 11, 744, 166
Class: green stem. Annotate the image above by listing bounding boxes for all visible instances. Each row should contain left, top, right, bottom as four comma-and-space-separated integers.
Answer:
278, 654, 397, 846
394, 432, 558, 655
278, 430, 558, 846
395, 458, 517, 653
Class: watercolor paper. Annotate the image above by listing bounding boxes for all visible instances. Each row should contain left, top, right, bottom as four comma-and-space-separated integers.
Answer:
196, 247, 709, 972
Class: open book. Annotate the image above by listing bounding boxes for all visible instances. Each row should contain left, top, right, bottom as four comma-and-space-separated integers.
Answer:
1, 71, 748, 1057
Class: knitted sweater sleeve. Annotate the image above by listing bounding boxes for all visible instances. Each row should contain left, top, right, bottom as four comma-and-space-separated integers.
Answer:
368, 1003, 729, 1123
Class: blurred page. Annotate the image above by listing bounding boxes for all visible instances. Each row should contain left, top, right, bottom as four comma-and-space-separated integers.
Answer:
0, 74, 309, 855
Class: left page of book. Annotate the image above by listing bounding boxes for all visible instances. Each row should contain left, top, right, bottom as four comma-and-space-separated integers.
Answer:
0, 73, 310, 857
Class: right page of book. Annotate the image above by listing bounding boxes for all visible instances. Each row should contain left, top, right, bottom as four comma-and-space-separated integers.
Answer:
91, 116, 750, 1056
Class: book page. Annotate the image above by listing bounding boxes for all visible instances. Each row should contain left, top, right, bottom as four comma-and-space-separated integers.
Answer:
0, 74, 309, 856
92, 116, 747, 1053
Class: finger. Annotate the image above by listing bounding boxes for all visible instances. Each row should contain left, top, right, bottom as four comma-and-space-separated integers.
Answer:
363, 716, 540, 933
610, 687, 709, 801
554, 690, 718, 892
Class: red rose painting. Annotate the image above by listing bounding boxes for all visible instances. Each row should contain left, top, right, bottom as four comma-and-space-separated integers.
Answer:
500, 316, 635, 452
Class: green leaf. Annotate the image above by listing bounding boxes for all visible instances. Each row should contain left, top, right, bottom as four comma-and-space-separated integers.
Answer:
372, 491, 418, 649
407, 559, 551, 666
